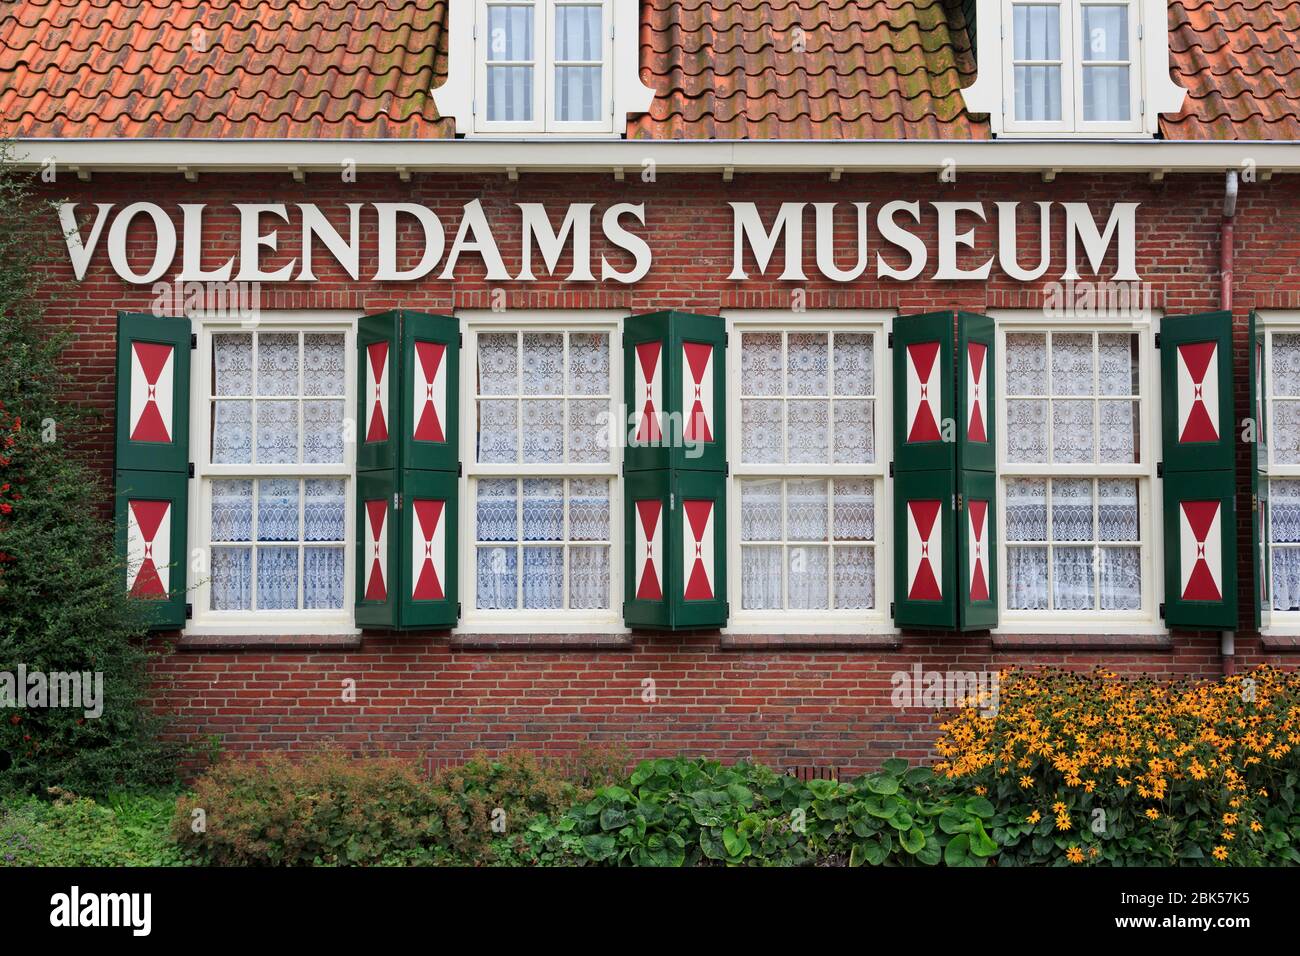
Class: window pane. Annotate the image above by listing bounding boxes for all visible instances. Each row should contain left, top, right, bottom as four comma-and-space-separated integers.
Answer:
304, 478, 346, 541
487, 4, 534, 60
788, 546, 829, 609
1098, 400, 1139, 463
555, 4, 601, 59
741, 479, 782, 541
211, 479, 253, 541
786, 479, 828, 541
304, 333, 346, 396
569, 546, 609, 608
523, 547, 564, 608
477, 479, 518, 541
1006, 399, 1048, 463
1098, 479, 1139, 541
1273, 547, 1300, 611
741, 333, 783, 396
1083, 66, 1130, 121
741, 399, 782, 463
1099, 547, 1141, 610
304, 547, 344, 609
833, 333, 874, 395
1052, 400, 1094, 463
1013, 4, 1061, 58
256, 400, 298, 464
477, 546, 518, 609
1272, 334, 1300, 396
741, 545, 782, 609
488, 65, 534, 121
1006, 333, 1047, 394
213, 333, 252, 395
1007, 546, 1048, 609
1053, 546, 1095, 609
212, 400, 252, 464
556, 66, 600, 122
832, 479, 874, 540
568, 479, 609, 541
304, 399, 345, 464
257, 478, 300, 541
257, 332, 298, 396
478, 400, 518, 463
257, 546, 299, 610
833, 399, 874, 464
1082, 5, 1128, 60
479, 333, 518, 395
521, 399, 563, 462
786, 400, 829, 463
1051, 333, 1095, 395
1098, 333, 1138, 395
1272, 401, 1300, 463
1051, 478, 1093, 542
522, 332, 563, 394
1006, 478, 1047, 541
210, 547, 252, 610
522, 478, 563, 540
568, 333, 609, 394
787, 332, 829, 396
833, 546, 874, 609
1014, 65, 1062, 121
567, 399, 608, 463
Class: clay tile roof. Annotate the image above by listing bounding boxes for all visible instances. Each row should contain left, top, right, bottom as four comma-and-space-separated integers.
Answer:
1, 0, 1298, 140
1164, 0, 1300, 139
0, 0, 452, 138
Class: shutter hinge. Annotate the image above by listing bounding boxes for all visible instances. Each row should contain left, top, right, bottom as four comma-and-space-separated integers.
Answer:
393, 492, 401, 511
190, 333, 197, 349
1159, 602, 1166, 620
1156, 461, 1164, 478
458, 332, 463, 346
458, 462, 463, 477
889, 601, 896, 617
1253, 493, 1258, 514
724, 331, 729, 345
1154, 333, 1161, 349
670, 492, 676, 510
457, 602, 463, 618
1137, 23, 1144, 39
889, 460, 895, 477
725, 462, 730, 477
956, 492, 964, 512
187, 462, 194, 478
887, 332, 894, 348
185, 603, 193, 620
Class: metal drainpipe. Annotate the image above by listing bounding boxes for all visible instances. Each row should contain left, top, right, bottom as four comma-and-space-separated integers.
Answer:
1221, 170, 1239, 675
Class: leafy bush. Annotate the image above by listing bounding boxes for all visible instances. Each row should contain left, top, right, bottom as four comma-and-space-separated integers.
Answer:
934, 665, 1300, 866
0, 141, 175, 795
173, 749, 603, 866
1, 789, 183, 866
524, 756, 995, 867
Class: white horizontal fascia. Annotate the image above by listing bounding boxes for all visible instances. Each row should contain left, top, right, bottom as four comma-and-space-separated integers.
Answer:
10, 138, 1300, 175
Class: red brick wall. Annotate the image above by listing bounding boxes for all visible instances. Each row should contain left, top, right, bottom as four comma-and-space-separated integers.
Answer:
32, 170, 1300, 776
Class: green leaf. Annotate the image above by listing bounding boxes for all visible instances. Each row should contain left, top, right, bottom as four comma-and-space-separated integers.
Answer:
901, 827, 926, 854
722, 826, 748, 858
881, 758, 909, 776
865, 773, 900, 796
944, 833, 971, 866
965, 796, 995, 819
600, 806, 629, 831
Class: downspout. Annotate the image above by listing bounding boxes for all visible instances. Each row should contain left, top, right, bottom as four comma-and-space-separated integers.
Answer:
1221, 170, 1238, 675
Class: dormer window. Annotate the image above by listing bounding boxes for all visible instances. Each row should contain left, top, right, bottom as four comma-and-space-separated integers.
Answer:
437, 0, 651, 137
962, 0, 1185, 137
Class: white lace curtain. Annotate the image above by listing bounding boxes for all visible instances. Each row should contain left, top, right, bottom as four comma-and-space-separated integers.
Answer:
208, 332, 347, 612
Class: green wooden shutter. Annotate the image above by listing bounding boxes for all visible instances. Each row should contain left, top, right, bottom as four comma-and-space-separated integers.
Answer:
114, 312, 191, 630
893, 468, 957, 628
398, 470, 459, 628
1160, 311, 1237, 630
356, 310, 461, 630
357, 311, 400, 473
402, 312, 460, 474
1249, 310, 1268, 629
892, 311, 955, 474
956, 312, 998, 630
623, 310, 726, 474
355, 470, 399, 628
623, 469, 727, 630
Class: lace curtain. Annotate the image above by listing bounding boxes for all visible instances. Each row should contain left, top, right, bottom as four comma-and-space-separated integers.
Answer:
1271, 479, 1300, 610
207, 332, 347, 612
474, 477, 611, 610
739, 332, 875, 466
1004, 477, 1140, 611
739, 478, 875, 611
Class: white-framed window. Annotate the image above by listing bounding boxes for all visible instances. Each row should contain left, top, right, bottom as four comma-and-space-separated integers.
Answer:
1258, 319, 1300, 629
1002, 0, 1141, 133
474, 0, 613, 133
995, 314, 1162, 632
461, 311, 623, 630
726, 312, 892, 633
188, 313, 357, 635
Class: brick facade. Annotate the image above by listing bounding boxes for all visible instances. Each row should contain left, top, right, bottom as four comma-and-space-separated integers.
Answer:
35, 170, 1300, 777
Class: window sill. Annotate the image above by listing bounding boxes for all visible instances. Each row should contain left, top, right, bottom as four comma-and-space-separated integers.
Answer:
173, 633, 364, 652
449, 633, 635, 651
1259, 633, 1300, 652
719, 634, 903, 652
990, 633, 1173, 652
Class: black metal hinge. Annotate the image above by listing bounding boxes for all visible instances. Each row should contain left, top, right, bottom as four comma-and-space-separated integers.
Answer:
190, 333, 197, 349
889, 602, 896, 616
1156, 461, 1164, 478
887, 332, 894, 348
1159, 602, 1166, 619
185, 603, 193, 620
1154, 333, 1162, 349
889, 460, 895, 477
187, 462, 194, 478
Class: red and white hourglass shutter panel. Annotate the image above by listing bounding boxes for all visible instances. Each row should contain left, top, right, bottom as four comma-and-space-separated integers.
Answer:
956, 313, 998, 630
906, 498, 944, 603
892, 468, 958, 629
1249, 310, 1268, 629
400, 471, 459, 628
1160, 311, 1237, 630
355, 470, 398, 628
634, 498, 664, 601
892, 312, 955, 474
365, 498, 390, 602
365, 340, 391, 443
402, 312, 460, 474
114, 313, 191, 630
682, 497, 716, 601
623, 310, 727, 474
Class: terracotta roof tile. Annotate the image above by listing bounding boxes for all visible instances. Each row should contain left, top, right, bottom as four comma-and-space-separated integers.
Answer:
1164, 0, 1300, 138
1, 0, 1298, 140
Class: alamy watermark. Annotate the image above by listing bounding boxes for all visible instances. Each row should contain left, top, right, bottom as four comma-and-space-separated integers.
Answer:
0, 665, 104, 719
890, 664, 1000, 717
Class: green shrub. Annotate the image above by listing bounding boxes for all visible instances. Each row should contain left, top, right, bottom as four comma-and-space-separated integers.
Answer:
0, 141, 176, 796
1, 789, 183, 866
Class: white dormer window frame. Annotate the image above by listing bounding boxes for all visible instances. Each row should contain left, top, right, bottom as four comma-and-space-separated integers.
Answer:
433, 0, 654, 138
962, 0, 1186, 137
